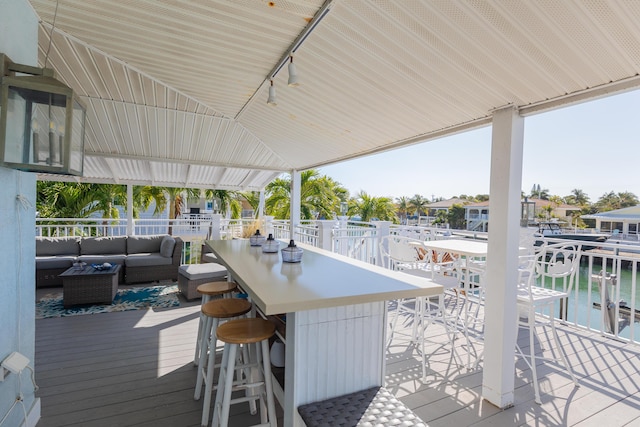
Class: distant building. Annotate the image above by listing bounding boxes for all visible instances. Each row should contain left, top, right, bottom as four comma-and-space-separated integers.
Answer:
581, 205, 640, 238
525, 198, 581, 223
463, 198, 582, 232
427, 197, 470, 217
418, 197, 470, 227
465, 201, 490, 232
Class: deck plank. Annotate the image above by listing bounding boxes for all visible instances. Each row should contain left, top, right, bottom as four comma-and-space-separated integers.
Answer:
35, 291, 640, 426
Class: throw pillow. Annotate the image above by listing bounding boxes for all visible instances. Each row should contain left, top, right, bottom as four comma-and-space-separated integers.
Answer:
160, 236, 176, 258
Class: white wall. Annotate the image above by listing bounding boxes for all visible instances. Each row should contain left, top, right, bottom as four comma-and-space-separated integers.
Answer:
0, 1, 40, 426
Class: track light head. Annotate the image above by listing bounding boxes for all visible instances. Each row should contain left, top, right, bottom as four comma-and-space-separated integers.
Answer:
287, 56, 299, 87
267, 80, 277, 105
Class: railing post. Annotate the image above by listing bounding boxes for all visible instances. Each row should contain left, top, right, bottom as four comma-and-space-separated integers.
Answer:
126, 184, 134, 236
374, 221, 391, 267
210, 214, 222, 240
264, 215, 274, 237
317, 220, 334, 251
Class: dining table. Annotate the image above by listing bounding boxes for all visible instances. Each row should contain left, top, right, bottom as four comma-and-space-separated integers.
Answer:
206, 238, 443, 427
422, 239, 489, 288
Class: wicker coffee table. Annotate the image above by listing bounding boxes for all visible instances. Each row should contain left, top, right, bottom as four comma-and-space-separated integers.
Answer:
59, 264, 121, 308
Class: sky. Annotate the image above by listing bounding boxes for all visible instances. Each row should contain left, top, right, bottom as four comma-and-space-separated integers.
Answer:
319, 89, 640, 204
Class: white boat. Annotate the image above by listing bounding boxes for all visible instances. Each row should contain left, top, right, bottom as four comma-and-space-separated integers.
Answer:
533, 221, 609, 249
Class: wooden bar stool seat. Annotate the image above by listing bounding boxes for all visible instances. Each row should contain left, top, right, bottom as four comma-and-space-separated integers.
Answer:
202, 298, 252, 320
195, 298, 253, 426
193, 281, 238, 366
211, 318, 277, 427
198, 281, 238, 297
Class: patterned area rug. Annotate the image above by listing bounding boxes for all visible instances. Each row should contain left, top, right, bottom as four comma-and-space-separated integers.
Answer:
36, 284, 181, 319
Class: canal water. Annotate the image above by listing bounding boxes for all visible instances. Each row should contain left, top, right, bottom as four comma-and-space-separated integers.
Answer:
564, 262, 640, 342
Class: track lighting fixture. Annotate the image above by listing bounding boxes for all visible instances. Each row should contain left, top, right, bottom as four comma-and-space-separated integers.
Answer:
287, 56, 299, 87
267, 80, 277, 105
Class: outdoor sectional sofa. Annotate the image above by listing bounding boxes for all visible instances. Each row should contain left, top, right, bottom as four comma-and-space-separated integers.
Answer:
35, 234, 183, 288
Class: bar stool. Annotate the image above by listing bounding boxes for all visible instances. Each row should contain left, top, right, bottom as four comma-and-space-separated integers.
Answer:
211, 317, 277, 427
195, 298, 253, 426
194, 281, 238, 366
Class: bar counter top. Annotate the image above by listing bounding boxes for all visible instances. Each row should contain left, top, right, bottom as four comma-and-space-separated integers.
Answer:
206, 239, 442, 315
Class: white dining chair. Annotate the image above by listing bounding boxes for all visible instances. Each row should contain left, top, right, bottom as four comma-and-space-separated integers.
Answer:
378, 235, 430, 347
515, 242, 582, 404
416, 243, 487, 376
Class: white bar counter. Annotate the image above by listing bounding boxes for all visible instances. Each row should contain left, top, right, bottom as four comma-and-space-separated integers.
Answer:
206, 239, 443, 426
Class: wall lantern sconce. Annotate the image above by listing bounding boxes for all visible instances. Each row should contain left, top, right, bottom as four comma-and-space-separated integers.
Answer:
0, 53, 85, 176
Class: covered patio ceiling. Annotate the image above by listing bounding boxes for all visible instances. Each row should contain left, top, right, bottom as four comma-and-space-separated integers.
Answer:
28, 0, 640, 191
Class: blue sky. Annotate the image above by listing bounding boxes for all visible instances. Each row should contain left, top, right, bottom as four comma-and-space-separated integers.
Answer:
319, 89, 640, 204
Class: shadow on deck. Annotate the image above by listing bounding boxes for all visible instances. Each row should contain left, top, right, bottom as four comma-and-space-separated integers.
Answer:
34, 292, 640, 426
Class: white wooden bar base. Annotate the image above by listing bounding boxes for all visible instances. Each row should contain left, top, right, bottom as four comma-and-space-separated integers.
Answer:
207, 239, 442, 426
285, 302, 386, 427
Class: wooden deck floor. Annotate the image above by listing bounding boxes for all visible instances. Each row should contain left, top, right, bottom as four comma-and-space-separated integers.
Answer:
35, 291, 640, 426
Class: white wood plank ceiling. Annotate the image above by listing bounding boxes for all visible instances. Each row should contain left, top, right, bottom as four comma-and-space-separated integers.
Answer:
26, 0, 640, 190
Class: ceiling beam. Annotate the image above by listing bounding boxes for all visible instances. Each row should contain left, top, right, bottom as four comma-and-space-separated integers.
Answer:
84, 152, 286, 173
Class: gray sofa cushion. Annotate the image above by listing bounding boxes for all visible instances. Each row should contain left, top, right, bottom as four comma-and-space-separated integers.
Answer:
127, 235, 165, 254
36, 237, 80, 256
78, 254, 127, 265
81, 236, 127, 255
125, 253, 173, 267
202, 252, 220, 264
178, 263, 227, 280
36, 256, 77, 269
160, 235, 176, 258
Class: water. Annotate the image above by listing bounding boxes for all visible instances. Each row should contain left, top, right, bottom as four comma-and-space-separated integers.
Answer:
565, 262, 640, 342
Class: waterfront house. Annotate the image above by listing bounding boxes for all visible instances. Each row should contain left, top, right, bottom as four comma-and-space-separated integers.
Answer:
465, 201, 491, 232
582, 205, 640, 239
466, 199, 583, 232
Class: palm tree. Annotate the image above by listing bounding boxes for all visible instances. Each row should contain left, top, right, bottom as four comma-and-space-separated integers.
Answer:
349, 191, 397, 222
91, 184, 126, 220
618, 191, 639, 208
566, 188, 590, 206
530, 184, 550, 200
38, 182, 171, 225
265, 170, 347, 220
161, 187, 200, 220
595, 191, 639, 211
241, 191, 261, 218
36, 181, 98, 219
132, 186, 167, 218
395, 196, 410, 223
205, 189, 242, 219
161, 187, 201, 234
408, 194, 429, 216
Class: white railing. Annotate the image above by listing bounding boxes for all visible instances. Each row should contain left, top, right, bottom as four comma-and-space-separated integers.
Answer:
538, 237, 640, 345
36, 218, 129, 237
332, 222, 379, 263
35, 216, 640, 343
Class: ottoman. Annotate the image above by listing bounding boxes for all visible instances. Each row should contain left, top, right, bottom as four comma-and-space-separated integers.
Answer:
178, 263, 228, 300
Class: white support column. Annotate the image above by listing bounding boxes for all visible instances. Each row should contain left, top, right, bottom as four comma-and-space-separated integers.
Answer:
126, 184, 134, 236
210, 214, 222, 240
264, 215, 274, 237
257, 190, 266, 219
482, 106, 524, 408
290, 170, 301, 240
